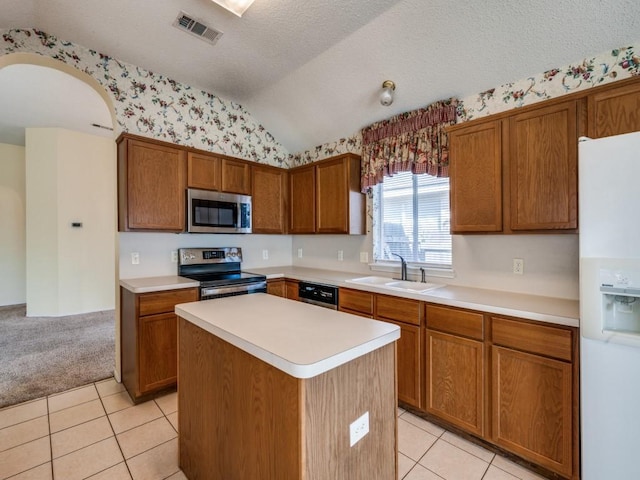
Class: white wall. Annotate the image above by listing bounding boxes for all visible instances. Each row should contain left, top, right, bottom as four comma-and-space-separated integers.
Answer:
25, 128, 116, 316
0, 143, 26, 306
119, 209, 579, 300
292, 229, 580, 300
119, 232, 293, 278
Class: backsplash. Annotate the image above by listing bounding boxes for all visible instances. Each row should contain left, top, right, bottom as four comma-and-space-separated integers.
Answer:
0, 28, 289, 167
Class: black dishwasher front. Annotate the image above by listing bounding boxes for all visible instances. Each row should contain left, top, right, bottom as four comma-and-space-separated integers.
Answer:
298, 282, 339, 310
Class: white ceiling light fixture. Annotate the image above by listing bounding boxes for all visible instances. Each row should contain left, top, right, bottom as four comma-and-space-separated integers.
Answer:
211, 0, 256, 17
380, 80, 396, 106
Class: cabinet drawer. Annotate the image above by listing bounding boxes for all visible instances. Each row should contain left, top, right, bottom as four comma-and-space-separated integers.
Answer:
139, 288, 199, 317
426, 305, 484, 340
339, 288, 374, 316
491, 317, 572, 362
376, 295, 421, 326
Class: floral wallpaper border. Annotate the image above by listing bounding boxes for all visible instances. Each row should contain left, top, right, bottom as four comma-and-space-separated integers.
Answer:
458, 44, 640, 122
1, 28, 638, 169
0, 28, 290, 167
295, 43, 640, 165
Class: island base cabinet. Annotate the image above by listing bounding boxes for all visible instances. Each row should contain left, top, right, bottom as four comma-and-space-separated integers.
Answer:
178, 317, 397, 480
491, 345, 573, 478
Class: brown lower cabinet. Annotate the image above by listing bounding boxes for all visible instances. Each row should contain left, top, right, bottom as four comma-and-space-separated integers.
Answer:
490, 317, 577, 478
339, 288, 422, 409
266, 278, 299, 300
120, 286, 199, 403
266, 278, 286, 297
339, 287, 579, 479
426, 304, 485, 437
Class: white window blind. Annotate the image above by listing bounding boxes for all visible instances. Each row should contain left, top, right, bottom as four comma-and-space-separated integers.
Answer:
375, 171, 451, 267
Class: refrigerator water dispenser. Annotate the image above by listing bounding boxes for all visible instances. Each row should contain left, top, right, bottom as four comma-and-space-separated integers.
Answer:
600, 268, 640, 336
581, 258, 640, 348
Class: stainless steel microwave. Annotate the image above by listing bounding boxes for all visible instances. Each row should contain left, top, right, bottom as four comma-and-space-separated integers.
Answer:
187, 189, 252, 233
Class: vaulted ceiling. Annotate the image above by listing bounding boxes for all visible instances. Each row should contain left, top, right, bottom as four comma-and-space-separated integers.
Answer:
2, 0, 640, 152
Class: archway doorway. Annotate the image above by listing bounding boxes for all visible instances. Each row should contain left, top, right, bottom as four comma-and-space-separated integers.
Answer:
0, 54, 120, 406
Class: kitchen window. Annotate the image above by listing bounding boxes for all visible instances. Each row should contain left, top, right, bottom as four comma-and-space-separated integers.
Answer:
374, 171, 452, 269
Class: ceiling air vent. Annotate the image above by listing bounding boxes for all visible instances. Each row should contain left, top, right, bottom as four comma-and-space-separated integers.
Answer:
173, 11, 223, 45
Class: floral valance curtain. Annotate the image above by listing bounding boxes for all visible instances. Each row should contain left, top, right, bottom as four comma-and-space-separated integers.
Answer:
360, 97, 458, 191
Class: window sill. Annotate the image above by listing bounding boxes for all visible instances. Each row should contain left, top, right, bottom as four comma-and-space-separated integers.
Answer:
370, 262, 455, 280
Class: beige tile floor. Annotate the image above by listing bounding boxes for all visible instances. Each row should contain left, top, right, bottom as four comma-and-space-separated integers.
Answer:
1, 378, 546, 479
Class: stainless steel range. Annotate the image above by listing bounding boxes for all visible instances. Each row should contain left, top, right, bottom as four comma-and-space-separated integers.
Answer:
178, 247, 267, 300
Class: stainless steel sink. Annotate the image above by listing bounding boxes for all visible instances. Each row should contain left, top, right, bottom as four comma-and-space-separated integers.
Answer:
346, 276, 444, 293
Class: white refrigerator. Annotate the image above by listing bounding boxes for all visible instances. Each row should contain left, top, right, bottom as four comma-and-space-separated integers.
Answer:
579, 131, 640, 479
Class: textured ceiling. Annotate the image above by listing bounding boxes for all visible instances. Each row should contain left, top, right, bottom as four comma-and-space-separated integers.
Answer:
2, 0, 640, 151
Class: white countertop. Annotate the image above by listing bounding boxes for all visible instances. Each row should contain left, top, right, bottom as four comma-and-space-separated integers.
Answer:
175, 293, 400, 379
246, 266, 580, 328
119, 275, 199, 293
119, 266, 580, 328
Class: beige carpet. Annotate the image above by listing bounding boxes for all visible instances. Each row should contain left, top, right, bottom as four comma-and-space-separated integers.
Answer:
0, 304, 115, 408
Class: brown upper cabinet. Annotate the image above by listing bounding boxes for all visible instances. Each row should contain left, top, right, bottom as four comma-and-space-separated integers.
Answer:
290, 154, 365, 235
187, 151, 250, 195
289, 164, 316, 233
508, 101, 578, 231
449, 98, 580, 234
449, 120, 503, 233
117, 133, 187, 232
449, 77, 640, 235
251, 163, 288, 234
587, 78, 640, 138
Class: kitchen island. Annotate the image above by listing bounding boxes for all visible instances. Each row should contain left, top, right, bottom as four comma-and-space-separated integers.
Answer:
175, 293, 400, 480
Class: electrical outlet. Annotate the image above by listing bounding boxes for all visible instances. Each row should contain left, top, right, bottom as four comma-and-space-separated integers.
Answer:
513, 258, 524, 275
349, 411, 369, 447
171, 250, 178, 263
360, 252, 369, 263
297, 248, 303, 258
262, 249, 269, 260
131, 252, 140, 265
338, 250, 344, 261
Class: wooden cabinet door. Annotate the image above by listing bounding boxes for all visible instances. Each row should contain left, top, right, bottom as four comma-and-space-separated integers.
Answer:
383, 319, 421, 408
316, 157, 349, 233
426, 330, 484, 435
166, 149, 252, 195
285, 280, 299, 301
375, 294, 422, 408
221, 158, 251, 195
449, 120, 503, 233
491, 345, 573, 478
120, 138, 186, 232
266, 279, 285, 297
187, 152, 220, 191
289, 164, 316, 233
251, 164, 287, 233
508, 101, 578, 230
588, 79, 640, 138
138, 312, 178, 395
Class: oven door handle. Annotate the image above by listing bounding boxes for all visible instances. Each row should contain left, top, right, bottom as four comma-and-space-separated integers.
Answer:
201, 281, 267, 298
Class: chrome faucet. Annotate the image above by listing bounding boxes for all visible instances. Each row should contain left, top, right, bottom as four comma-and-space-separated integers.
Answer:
420, 267, 426, 283
391, 253, 408, 280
